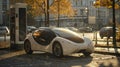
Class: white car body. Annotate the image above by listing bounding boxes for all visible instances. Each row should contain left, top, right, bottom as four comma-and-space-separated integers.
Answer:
0, 26, 10, 36
24, 27, 94, 57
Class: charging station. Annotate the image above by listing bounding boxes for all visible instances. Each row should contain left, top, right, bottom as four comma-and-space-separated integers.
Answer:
10, 3, 27, 49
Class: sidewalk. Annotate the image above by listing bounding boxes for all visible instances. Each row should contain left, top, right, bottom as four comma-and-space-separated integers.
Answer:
0, 36, 10, 49
94, 47, 120, 55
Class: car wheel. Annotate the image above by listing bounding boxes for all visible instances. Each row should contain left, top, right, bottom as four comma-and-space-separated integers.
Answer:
83, 52, 91, 56
24, 40, 33, 54
52, 42, 63, 57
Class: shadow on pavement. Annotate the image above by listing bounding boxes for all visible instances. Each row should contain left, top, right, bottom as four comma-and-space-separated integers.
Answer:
0, 50, 93, 67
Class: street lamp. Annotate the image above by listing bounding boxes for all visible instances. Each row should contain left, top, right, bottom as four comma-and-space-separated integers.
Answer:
85, 8, 88, 13
84, 7, 88, 24
81, 7, 88, 26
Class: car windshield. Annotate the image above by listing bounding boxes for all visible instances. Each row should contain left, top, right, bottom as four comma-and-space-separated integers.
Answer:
53, 28, 84, 43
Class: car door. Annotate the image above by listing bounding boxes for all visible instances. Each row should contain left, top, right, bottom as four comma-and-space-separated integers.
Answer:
32, 29, 56, 51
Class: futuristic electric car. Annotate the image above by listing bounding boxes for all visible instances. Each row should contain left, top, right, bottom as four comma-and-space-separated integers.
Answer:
24, 27, 94, 57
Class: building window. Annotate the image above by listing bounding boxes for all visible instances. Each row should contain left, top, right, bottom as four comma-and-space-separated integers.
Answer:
90, 1, 93, 6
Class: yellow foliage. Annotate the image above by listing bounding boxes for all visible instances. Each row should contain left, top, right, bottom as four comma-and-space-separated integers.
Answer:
94, 0, 120, 9
115, 4, 120, 9
106, 4, 120, 9
93, 1, 101, 8
11, 0, 75, 17
50, 0, 75, 17
107, 5, 112, 8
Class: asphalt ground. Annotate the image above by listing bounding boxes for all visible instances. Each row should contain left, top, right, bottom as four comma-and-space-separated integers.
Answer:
0, 48, 120, 67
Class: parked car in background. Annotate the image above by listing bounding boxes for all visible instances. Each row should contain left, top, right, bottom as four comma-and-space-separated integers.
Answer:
99, 26, 120, 39
79, 27, 93, 33
0, 26, 9, 36
24, 27, 94, 57
99, 27, 113, 39
27, 26, 37, 33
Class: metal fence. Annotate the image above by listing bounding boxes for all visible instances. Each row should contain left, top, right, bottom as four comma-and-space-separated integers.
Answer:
81, 31, 120, 54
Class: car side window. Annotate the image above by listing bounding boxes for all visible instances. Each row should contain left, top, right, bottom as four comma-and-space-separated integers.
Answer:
33, 29, 56, 45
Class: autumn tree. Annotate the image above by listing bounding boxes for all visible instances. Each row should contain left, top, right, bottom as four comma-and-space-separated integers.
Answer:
94, 0, 120, 9
50, 0, 75, 17
10, 0, 75, 17
94, 0, 120, 45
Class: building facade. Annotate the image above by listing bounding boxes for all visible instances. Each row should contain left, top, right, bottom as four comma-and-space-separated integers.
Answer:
7, 0, 120, 29
37, 0, 95, 27
48, 0, 117, 29
70, 0, 96, 28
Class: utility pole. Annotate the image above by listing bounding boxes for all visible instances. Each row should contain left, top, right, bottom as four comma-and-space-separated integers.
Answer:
112, 0, 116, 47
112, 0, 119, 53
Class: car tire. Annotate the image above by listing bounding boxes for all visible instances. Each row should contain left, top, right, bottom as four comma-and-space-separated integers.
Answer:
83, 52, 91, 56
52, 42, 63, 58
24, 40, 33, 54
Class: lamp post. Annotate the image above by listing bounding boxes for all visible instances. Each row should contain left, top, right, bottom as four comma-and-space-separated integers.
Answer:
81, 7, 88, 26
112, 0, 116, 46
112, 0, 118, 53
85, 7, 88, 24
80, 9, 84, 26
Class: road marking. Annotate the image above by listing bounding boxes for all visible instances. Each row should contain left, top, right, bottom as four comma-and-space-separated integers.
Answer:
0, 50, 25, 60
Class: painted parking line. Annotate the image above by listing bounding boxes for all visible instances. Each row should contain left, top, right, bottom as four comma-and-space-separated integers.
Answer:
0, 50, 25, 60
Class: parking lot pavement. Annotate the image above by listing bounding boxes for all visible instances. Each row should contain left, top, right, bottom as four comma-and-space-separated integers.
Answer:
0, 34, 120, 67
0, 50, 25, 60
0, 49, 120, 67
94, 47, 120, 55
